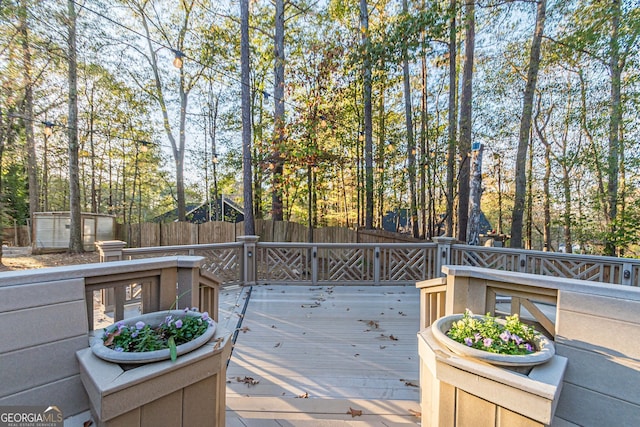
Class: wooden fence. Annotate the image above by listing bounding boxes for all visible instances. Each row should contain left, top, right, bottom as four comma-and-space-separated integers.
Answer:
116, 220, 421, 247
1, 225, 30, 246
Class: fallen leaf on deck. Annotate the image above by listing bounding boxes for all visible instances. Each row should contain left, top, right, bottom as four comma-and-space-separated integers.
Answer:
401, 379, 419, 387
238, 326, 250, 333
409, 409, 421, 418
274, 342, 281, 348
359, 319, 380, 330
380, 345, 386, 349
83, 420, 93, 427
379, 333, 398, 341
213, 337, 224, 350
237, 376, 260, 386
354, 353, 360, 357
297, 392, 309, 398
271, 325, 277, 328
347, 407, 363, 417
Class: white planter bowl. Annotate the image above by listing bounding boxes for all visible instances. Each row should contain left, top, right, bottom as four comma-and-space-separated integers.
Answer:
431, 314, 555, 368
90, 310, 216, 364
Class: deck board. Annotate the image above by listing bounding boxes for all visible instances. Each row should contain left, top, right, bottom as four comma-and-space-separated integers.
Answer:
224, 285, 421, 425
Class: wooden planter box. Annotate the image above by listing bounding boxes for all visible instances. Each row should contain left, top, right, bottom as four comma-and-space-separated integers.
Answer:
418, 328, 567, 427
77, 327, 231, 427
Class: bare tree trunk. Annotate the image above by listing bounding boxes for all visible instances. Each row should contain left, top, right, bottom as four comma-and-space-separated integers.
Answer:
67, 0, 83, 253
272, 0, 285, 221
445, 0, 457, 237
534, 96, 552, 251
208, 91, 220, 221
420, 1, 428, 238
561, 163, 573, 254
420, 58, 428, 239
526, 131, 533, 249
89, 98, 97, 213
467, 144, 483, 245
605, 0, 621, 256
241, 0, 255, 235
19, 0, 39, 226
511, 0, 546, 248
376, 81, 386, 227
457, 0, 474, 242
360, 0, 374, 230
402, 0, 419, 238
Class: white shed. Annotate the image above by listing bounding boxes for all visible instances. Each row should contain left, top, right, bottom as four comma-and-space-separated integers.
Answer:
32, 212, 115, 252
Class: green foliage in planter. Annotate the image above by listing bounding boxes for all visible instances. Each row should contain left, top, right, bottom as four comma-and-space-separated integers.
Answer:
103, 309, 212, 361
446, 310, 539, 355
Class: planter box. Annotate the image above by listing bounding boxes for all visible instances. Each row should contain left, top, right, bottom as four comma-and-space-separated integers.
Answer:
77, 326, 231, 427
419, 328, 566, 427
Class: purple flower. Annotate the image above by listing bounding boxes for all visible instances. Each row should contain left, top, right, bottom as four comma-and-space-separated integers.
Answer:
512, 334, 523, 345
202, 312, 210, 321
474, 333, 482, 342
115, 347, 124, 352
175, 319, 183, 329
500, 331, 511, 342
116, 321, 125, 331
524, 343, 533, 352
464, 337, 473, 347
165, 315, 173, 324
483, 338, 493, 347
184, 307, 190, 313
135, 321, 145, 330
131, 331, 138, 338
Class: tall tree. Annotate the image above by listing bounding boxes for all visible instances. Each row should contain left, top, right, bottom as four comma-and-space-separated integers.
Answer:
241, 0, 255, 235
126, 0, 204, 222
510, 0, 547, 248
457, 0, 474, 242
67, 0, 83, 253
402, 0, 419, 238
272, 0, 285, 221
18, 0, 39, 225
445, 0, 457, 237
360, 0, 374, 229
604, 0, 622, 255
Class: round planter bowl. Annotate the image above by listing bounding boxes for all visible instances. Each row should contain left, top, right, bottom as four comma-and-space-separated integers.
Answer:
431, 314, 554, 368
90, 310, 216, 364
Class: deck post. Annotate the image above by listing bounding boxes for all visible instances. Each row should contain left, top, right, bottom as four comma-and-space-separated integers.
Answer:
238, 235, 259, 285
175, 256, 205, 310
311, 245, 318, 285
95, 240, 126, 312
95, 240, 126, 262
433, 237, 455, 277
374, 246, 381, 284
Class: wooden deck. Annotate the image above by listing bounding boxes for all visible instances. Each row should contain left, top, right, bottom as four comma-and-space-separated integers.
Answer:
220, 285, 421, 426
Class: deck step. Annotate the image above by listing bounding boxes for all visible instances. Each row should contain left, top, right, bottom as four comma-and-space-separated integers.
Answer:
226, 396, 421, 426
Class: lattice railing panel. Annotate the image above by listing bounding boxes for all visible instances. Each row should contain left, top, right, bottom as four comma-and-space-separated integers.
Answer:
381, 247, 432, 281
317, 247, 374, 282
453, 249, 519, 271
527, 257, 619, 283
258, 247, 310, 282
197, 248, 241, 284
